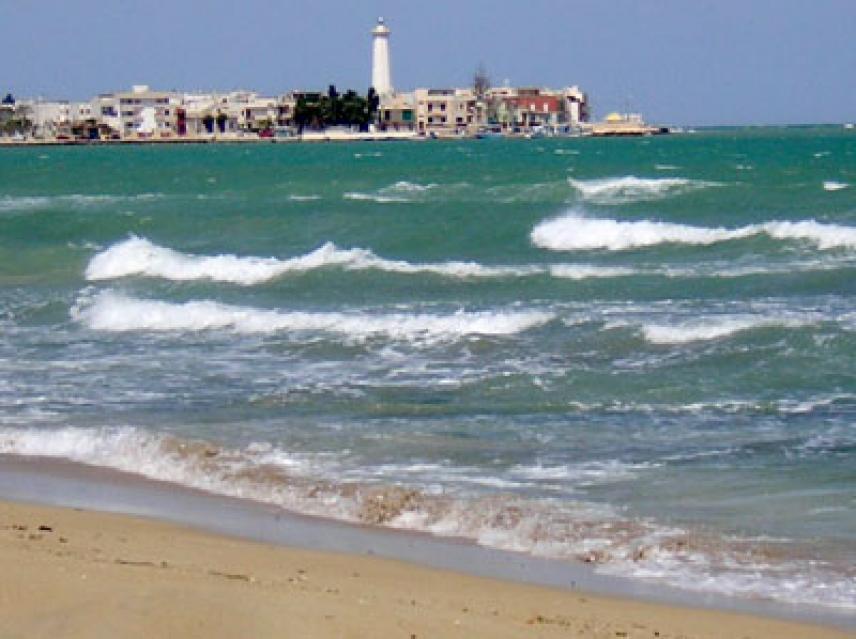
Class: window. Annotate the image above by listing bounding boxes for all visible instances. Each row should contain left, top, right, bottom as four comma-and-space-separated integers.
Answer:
440, 103, 446, 111
428, 103, 433, 112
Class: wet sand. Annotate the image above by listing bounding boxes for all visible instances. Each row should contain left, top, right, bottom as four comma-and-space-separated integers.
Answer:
1, 497, 851, 639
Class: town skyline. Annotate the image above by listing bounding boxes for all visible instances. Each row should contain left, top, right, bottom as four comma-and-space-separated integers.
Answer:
3, 1, 855, 126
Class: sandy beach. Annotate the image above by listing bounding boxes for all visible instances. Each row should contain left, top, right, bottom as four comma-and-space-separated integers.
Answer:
0, 498, 849, 639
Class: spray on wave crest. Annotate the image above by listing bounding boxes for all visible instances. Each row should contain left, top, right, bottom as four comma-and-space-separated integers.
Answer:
531, 212, 856, 252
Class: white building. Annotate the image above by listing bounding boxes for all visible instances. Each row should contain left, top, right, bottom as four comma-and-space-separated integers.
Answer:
104, 85, 180, 138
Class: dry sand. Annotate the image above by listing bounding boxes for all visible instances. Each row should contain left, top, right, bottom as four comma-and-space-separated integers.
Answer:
0, 499, 850, 639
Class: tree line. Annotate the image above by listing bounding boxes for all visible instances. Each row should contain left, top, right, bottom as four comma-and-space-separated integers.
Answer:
293, 86, 380, 132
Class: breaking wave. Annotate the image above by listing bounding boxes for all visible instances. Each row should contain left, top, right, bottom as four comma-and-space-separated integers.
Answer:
71, 290, 554, 341
1, 425, 853, 610
531, 213, 856, 252
567, 176, 718, 205
823, 180, 849, 192
85, 237, 856, 288
85, 237, 542, 284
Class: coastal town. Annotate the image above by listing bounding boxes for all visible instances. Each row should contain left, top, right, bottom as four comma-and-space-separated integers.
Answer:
0, 18, 666, 144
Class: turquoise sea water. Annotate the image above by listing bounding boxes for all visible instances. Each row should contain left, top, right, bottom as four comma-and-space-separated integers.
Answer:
1, 129, 854, 610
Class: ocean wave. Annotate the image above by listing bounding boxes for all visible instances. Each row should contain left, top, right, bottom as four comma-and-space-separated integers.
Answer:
85, 237, 543, 284
71, 290, 554, 341
531, 213, 856, 252
567, 176, 717, 205
1, 425, 853, 610
823, 180, 849, 191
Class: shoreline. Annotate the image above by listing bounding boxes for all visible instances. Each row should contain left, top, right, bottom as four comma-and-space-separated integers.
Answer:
0, 454, 852, 635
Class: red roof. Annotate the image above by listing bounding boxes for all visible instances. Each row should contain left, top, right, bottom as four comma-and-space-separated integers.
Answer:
506, 96, 562, 113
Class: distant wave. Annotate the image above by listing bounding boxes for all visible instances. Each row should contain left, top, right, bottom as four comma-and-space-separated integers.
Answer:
567, 176, 718, 205
823, 180, 849, 192
531, 213, 856, 251
0, 193, 162, 213
71, 290, 554, 341
344, 180, 437, 203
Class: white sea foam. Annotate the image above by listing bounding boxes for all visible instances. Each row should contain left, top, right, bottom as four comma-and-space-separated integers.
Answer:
287, 194, 322, 201
532, 213, 856, 252
639, 315, 814, 345
531, 213, 753, 251
823, 180, 848, 191
762, 220, 856, 249
344, 180, 437, 203
343, 192, 410, 203
383, 180, 437, 193
567, 176, 717, 205
71, 290, 554, 341
548, 264, 638, 279
85, 237, 543, 284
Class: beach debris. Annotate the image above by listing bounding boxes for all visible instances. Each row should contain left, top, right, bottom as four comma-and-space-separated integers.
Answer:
38, 525, 53, 532
209, 569, 251, 582
115, 559, 157, 568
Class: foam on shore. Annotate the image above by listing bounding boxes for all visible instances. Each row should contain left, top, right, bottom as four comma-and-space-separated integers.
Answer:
1, 425, 853, 611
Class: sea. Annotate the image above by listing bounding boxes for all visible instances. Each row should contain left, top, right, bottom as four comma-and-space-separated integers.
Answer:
1, 127, 854, 613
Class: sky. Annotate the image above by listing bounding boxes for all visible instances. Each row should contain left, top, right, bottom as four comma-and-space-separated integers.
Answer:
2, 0, 854, 125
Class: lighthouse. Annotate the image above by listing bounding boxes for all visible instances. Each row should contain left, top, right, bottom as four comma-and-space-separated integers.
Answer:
371, 17, 393, 97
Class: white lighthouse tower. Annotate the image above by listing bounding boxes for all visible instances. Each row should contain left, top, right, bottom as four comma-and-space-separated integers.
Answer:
371, 17, 393, 97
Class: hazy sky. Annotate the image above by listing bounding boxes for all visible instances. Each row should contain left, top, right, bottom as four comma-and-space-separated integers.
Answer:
3, 0, 854, 125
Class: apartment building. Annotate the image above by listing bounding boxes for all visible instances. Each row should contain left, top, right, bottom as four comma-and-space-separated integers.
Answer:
378, 92, 416, 132
101, 85, 180, 138
414, 88, 481, 136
